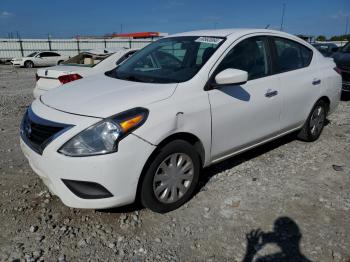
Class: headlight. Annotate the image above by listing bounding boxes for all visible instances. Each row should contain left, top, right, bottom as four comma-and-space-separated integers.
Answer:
58, 107, 148, 157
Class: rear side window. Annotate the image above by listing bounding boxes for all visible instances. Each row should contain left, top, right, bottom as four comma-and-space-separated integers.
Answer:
40, 52, 60, 57
50, 52, 61, 57
273, 37, 312, 73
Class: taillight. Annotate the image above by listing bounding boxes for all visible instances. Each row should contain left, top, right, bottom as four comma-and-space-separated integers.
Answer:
334, 67, 342, 75
35, 73, 40, 82
58, 74, 83, 84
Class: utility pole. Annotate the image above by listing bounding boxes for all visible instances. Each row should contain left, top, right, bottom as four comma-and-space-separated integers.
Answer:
345, 15, 349, 37
280, 3, 286, 31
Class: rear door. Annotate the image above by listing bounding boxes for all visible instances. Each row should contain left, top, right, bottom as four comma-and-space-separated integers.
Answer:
36, 52, 51, 66
271, 37, 320, 130
208, 36, 282, 161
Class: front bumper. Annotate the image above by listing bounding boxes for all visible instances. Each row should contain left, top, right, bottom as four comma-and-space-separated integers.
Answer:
20, 102, 156, 209
12, 61, 24, 66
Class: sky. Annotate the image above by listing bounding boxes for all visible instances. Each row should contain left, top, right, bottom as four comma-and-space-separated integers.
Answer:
0, 0, 349, 39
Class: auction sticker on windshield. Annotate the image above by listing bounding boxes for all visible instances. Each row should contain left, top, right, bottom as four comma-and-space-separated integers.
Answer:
195, 37, 223, 45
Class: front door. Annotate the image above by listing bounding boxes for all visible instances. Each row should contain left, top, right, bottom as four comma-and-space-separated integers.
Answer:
208, 36, 282, 161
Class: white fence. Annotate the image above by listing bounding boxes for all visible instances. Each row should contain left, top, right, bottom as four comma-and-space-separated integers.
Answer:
0, 38, 154, 59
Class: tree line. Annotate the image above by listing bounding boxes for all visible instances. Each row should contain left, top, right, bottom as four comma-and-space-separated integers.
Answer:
316, 34, 350, 41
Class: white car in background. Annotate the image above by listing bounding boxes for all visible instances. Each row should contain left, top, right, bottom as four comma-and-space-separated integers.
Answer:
11, 51, 69, 68
20, 29, 341, 213
33, 48, 138, 98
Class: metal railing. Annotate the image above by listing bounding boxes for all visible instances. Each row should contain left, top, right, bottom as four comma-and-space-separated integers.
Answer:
0, 38, 154, 60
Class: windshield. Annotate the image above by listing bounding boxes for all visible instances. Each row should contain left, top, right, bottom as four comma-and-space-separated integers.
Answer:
342, 42, 350, 53
62, 52, 112, 67
107, 36, 225, 83
27, 52, 39, 57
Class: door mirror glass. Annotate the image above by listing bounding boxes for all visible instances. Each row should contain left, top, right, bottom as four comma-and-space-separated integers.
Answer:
214, 68, 248, 86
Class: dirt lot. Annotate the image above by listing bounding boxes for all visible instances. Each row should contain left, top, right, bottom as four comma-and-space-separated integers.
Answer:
0, 64, 349, 261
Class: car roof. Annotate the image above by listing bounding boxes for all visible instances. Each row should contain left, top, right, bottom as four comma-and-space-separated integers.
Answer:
169, 28, 288, 38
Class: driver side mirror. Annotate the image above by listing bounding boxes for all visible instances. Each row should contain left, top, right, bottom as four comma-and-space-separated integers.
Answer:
214, 68, 248, 87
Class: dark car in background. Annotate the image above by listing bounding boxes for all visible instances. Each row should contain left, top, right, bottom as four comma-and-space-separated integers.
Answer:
312, 43, 339, 57
332, 42, 350, 93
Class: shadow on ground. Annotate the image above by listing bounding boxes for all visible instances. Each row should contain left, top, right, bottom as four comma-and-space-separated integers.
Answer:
242, 216, 312, 262
341, 92, 350, 101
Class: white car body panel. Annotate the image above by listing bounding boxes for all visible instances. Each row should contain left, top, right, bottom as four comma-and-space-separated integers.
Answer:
40, 75, 177, 118
21, 100, 155, 208
33, 49, 138, 98
20, 29, 341, 209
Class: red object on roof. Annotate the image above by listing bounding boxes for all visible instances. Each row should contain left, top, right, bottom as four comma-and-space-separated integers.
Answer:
110, 32, 160, 38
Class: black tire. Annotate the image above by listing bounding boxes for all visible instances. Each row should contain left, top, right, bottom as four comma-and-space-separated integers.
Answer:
140, 140, 201, 213
297, 100, 327, 142
57, 60, 64, 65
24, 61, 34, 68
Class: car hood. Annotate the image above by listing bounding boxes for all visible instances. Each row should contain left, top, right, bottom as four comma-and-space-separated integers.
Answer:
37, 65, 90, 78
333, 52, 350, 67
40, 74, 177, 118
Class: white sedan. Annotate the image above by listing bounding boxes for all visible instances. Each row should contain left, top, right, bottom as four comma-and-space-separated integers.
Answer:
11, 51, 69, 68
33, 48, 138, 98
20, 29, 341, 213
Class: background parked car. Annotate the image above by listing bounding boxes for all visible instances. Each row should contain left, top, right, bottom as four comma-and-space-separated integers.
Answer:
312, 42, 339, 57
11, 51, 69, 68
332, 41, 350, 93
33, 48, 138, 98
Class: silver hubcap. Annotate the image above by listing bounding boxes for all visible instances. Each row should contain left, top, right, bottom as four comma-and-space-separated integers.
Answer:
153, 153, 194, 204
309, 106, 324, 136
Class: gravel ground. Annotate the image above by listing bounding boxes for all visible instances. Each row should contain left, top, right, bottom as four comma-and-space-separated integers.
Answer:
0, 64, 349, 262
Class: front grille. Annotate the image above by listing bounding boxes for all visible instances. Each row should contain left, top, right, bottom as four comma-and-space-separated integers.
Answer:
20, 107, 73, 154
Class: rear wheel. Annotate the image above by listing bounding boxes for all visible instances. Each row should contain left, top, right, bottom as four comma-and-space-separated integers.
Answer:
24, 61, 34, 68
57, 60, 64, 65
297, 100, 327, 142
140, 140, 200, 213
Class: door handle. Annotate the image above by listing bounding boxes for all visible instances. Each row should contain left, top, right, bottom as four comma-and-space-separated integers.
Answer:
265, 89, 278, 98
312, 79, 321, 85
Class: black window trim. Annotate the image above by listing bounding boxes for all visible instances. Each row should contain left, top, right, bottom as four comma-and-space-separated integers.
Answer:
205, 35, 274, 91
270, 36, 313, 74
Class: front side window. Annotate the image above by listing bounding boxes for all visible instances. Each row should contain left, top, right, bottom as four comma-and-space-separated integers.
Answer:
27, 52, 39, 57
39, 52, 50, 58
215, 36, 270, 80
108, 36, 225, 83
273, 37, 312, 73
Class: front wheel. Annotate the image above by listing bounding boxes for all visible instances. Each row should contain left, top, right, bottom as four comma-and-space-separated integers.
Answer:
140, 140, 200, 213
24, 61, 34, 68
297, 100, 327, 142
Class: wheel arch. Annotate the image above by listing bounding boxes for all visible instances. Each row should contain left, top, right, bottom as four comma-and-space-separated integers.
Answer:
24, 60, 34, 67
318, 96, 331, 113
135, 132, 206, 203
